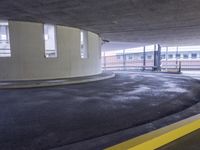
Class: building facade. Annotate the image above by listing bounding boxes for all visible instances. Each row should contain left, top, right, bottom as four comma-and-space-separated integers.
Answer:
102, 47, 200, 70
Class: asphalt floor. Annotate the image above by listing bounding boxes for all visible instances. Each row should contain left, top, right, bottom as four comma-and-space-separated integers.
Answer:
0, 72, 200, 150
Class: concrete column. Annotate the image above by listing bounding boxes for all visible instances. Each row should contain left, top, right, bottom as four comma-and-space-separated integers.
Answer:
157, 44, 161, 71
153, 44, 158, 71
153, 44, 161, 71
0, 21, 102, 81
154, 44, 157, 70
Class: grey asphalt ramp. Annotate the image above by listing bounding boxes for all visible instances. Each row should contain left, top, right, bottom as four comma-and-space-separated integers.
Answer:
0, 72, 200, 150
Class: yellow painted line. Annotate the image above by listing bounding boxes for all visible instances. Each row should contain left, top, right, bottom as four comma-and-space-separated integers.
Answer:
105, 114, 200, 150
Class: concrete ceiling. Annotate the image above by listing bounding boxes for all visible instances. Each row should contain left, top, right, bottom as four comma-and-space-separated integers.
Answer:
1, 0, 200, 46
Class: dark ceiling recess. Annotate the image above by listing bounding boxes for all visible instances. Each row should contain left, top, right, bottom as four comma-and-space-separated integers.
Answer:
1, 0, 200, 46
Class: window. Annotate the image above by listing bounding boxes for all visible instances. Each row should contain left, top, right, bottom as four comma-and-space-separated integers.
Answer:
44, 24, 57, 58
161, 54, 165, 59
117, 55, 122, 59
191, 53, 197, 59
80, 30, 88, 59
128, 55, 133, 60
168, 54, 173, 59
183, 54, 188, 59
0, 21, 11, 57
147, 55, 152, 59
176, 54, 181, 59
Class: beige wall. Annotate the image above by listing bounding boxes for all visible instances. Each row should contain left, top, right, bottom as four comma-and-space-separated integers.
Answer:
0, 21, 102, 81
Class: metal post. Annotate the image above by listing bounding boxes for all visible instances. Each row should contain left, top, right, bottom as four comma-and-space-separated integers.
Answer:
143, 46, 146, 71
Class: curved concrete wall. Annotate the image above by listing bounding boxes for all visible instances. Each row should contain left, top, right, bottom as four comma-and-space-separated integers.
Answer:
0, 21, 102, 81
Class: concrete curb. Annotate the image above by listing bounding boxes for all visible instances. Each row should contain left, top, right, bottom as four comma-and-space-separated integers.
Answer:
105, 114, 200, 150
0, 72, 115, 89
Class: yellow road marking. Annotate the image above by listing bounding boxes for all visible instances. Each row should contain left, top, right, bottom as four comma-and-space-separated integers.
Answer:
105, 114, 200, 150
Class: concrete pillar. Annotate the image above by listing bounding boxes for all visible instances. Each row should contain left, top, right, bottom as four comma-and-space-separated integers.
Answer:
0, 21, 102, 81
153, 44, 161, 71
154, 44, 157, 70
157, 44, 161, 71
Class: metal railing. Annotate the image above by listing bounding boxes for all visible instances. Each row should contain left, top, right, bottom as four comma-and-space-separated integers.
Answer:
0, 49, 11, 57
102, 55, 200, 72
